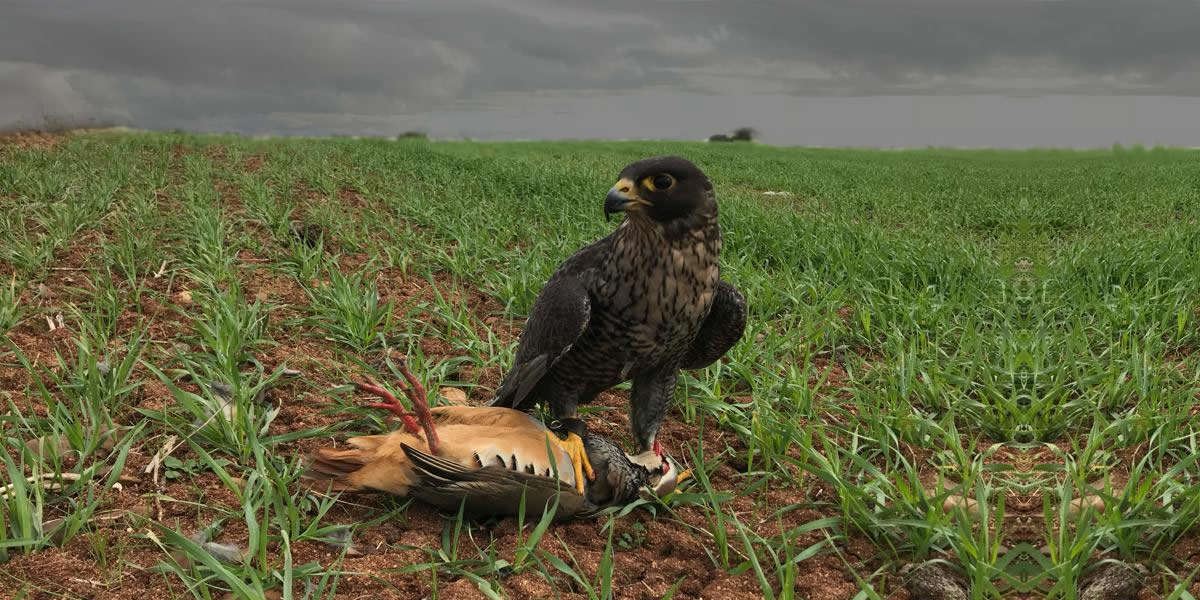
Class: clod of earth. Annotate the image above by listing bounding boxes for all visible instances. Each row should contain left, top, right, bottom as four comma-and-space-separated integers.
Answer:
1078, 562, 1148, 600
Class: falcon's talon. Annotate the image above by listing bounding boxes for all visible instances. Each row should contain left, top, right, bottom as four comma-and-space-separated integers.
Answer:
676, 469, 692, 484
546, 431, 594, 494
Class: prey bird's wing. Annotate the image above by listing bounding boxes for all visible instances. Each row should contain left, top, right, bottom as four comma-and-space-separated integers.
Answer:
680, 279, 747, 370
466, 434, 577, 486
402, 443, 589, 520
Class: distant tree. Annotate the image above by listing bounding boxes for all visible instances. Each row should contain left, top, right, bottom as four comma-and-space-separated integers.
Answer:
397, 131, 428, 140
709, 128, 757, 143
731, 127, 757, 142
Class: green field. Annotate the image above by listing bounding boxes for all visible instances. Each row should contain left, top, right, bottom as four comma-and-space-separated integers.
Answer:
1, 131, 1199, 599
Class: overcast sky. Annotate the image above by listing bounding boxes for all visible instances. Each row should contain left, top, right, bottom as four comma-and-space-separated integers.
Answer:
3, 0, 1200, 148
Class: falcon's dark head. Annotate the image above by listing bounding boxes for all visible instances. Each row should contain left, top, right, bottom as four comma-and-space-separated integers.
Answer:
604, 156, 714, 224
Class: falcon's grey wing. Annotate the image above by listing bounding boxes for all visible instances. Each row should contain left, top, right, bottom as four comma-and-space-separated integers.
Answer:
402, 443, 589, 520
489, 242, 607, 410
680, 280, 747, 370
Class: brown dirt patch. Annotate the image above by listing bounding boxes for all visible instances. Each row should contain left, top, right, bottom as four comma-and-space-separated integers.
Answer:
244, 154, 266, 173
0, 130, 65, 151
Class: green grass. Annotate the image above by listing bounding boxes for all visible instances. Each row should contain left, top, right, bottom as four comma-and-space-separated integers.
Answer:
1, 132, 1199, 599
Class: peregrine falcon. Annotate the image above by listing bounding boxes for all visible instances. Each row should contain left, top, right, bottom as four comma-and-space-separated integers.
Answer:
488, 155, 747, 492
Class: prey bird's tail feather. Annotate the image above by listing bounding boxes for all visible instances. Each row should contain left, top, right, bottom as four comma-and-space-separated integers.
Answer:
301, 433, 413, 494
302, 447, 372, 492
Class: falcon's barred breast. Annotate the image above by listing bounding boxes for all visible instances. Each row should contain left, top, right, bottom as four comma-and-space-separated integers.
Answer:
489, 155, 747, 478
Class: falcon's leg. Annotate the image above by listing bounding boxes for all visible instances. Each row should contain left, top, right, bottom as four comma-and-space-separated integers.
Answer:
680, 280, 747, 371
628, 365, 679, 469
545, 431, 594, 494
547, 389, 595, 494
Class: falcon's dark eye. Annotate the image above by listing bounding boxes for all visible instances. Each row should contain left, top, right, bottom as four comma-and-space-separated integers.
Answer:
651, 173, 675, 191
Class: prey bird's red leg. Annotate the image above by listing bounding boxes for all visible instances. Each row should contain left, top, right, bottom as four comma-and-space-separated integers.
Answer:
353, 356, 442, 455
393, 357, 441, 451
394, 359, 441, 455
356, 381, 423, 435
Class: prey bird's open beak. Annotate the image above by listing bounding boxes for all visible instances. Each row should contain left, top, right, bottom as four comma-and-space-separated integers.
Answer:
604, 178, 639, 221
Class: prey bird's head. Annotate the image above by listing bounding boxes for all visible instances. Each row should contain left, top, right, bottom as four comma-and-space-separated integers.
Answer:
604, 156, 713, 224
581, 435, 686, 510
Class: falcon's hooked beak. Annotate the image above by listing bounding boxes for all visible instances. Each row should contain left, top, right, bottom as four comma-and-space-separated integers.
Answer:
604, 178, 650, 221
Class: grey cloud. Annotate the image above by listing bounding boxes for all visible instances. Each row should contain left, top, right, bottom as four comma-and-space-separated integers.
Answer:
2, 0, 1200, 145
603, 0, 1200, 95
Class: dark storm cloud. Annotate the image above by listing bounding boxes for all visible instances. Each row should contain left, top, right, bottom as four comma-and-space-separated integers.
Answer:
2, 0, 1199, 145
595, 0, 1200, 96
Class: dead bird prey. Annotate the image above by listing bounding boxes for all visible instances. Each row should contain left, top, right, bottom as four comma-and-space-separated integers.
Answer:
488, 156, 747, 493
302, 361, 687, 520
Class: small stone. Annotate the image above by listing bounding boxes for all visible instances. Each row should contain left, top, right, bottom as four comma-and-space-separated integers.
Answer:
1069, 495, 1105, 515
440, 387, 468, 405
176, 290, 192, 305
25, 434, 72, 460
1079, 562, 1147, 600
942, 495, 979, 516
282, 368, 302, 378
901, 562, 969, 600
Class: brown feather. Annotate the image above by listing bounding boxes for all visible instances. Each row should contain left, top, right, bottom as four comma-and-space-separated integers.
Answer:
344, 434, 389, 451
304, 449, 377, 493
301, 419, 575, 497
429, 405, 545, 429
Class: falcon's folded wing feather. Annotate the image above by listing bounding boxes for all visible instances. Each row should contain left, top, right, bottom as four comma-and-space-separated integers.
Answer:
681, 280, 747, 370
489, 266, 597, 410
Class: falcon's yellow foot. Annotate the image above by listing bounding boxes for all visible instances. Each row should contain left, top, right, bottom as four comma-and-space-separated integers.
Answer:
677, 469, 693, 484
546, 431, 595, 494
